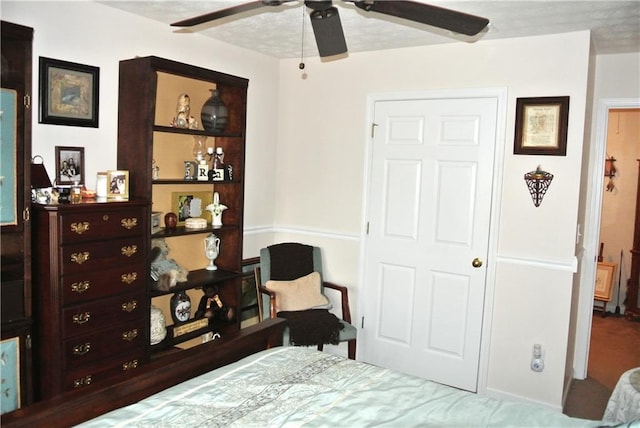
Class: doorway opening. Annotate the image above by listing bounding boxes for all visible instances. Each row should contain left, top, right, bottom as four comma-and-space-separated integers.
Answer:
575, 99, 640, 381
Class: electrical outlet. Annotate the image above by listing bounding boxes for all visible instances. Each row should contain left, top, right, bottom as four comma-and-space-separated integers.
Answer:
531, 344, 545, 372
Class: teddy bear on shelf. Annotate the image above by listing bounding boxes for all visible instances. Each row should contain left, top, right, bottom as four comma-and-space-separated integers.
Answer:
150, 238, 189, 291
195, 285, 235, 322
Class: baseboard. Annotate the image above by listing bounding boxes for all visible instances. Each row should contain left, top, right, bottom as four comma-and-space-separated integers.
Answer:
485, 386, 563, 413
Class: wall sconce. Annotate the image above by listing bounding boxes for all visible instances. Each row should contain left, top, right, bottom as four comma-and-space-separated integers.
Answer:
605, 156, 616, 192
524, 165, 553, 207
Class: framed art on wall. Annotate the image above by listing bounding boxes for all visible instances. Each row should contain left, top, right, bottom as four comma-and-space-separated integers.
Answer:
55, 146, 85, 185
39, 57, 99, 127
514, 96, 569, 156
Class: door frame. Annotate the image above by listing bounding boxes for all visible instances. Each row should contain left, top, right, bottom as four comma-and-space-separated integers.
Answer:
574, 97, 640, 378
358, 87, 508, 394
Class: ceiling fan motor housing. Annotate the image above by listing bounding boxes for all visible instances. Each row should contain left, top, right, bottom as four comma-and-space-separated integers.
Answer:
309, 6, 348, 57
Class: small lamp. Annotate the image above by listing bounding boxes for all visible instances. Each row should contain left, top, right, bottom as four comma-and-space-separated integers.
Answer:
524, 165, 553, 207
31, 155, 53, 203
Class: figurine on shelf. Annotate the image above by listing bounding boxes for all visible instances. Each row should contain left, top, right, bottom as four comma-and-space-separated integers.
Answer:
152, 159, 159, 180
205, 192, 227, 227
171, 93, 198, 129
150, 238, 189, 291
195, 285, 235, 321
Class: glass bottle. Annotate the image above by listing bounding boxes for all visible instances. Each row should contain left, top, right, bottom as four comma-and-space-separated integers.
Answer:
192, 136, 206, 161
70, 180, 82, 204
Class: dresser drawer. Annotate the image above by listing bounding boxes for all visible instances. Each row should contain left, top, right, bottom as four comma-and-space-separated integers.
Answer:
64, 349, 146, 392
63, 291, 146, 338
64, 319, 146, 368
62, 264, 145, 305
61, 237, 144, 275
60, 208, 144, 244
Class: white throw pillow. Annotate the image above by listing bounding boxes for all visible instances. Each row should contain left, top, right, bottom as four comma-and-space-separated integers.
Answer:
265, 272, 330, 313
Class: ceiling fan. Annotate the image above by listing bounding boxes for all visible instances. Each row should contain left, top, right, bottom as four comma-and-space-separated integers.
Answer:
172, 1, 490, 58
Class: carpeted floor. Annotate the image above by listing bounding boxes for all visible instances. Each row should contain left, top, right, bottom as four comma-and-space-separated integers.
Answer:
563, 313, 640, 420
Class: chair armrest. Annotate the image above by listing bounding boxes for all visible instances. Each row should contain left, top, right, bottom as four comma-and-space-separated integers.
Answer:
323, 281, 352, 324
257, 285, 277, 319
255, 266, 278, 319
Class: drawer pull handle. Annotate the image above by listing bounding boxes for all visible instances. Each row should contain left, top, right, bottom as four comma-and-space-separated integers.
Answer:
73, 375, 92, 388
121, 272, 138, 284
121, 300, 137, 312
103, 215, 109, 221
121, 245, 138, 257
122, 329, 138, 341
71, 222, 90, 235
121, 218, 138, 229
72, 342, 91, 356
71, 281, 91, 294
72, 312, 91, 325
71, 252, 90, 265
122, 360, 139, 371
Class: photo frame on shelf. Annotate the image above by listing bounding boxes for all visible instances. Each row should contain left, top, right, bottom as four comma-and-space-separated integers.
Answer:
171, 191, 212, 226
594, 262, 617, 301
514, 96, 569, 156
106, 170, 129, 200
55, 146, 85, 185
39, 57, 99, 128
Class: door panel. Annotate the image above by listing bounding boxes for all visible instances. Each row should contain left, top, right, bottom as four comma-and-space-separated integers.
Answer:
361, 95, 498, 392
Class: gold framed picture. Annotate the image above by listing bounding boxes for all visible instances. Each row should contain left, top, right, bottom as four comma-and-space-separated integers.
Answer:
594, 262, 617, 301
514, 96, 569, 156
171, 191, 212, 226
107, 170, 129, 200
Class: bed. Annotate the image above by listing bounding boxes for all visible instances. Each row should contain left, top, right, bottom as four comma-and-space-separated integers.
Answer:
2, 319, 606, 427
78, 345, 603, 428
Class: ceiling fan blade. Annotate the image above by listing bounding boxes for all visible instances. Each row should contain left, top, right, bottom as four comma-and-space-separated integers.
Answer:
351, 1, 489, 36
309, 6, 348, 57
172, 1, 271, 27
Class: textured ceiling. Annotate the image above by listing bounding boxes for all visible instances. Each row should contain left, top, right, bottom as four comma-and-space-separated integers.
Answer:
100, 1, 640, 59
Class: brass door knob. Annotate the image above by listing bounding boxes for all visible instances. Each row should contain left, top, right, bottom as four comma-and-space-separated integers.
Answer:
472, 258, 483, 268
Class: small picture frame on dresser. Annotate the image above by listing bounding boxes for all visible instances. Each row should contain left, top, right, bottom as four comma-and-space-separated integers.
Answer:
107, 170, 129, 200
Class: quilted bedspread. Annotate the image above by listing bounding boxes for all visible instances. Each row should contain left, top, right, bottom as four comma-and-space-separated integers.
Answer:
80, 347, 602, 427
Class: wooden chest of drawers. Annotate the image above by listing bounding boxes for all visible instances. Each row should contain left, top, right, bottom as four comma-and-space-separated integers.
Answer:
31, 201, 149, 399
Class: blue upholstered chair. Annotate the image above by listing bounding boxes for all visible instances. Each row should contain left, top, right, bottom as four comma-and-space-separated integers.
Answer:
254, 243, 357, 359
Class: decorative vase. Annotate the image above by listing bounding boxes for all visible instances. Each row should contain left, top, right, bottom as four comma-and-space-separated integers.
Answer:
164, 212, 178, 230
201, 89, 228, 133
205, 192, 227, 227
170, 290, 191, 325
204, 233, 220, 271
149, 305, 167, 345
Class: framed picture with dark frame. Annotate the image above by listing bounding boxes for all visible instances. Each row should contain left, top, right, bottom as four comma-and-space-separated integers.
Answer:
594, 262, 617, 302
39, 57, 99, 127
55, 146, 85, 185
514, 96, 569, 156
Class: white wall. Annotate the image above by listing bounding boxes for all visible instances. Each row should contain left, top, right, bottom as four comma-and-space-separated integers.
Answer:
274, 31, 591, 410
1, 1, 281, 257
3, 0, 608, 411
